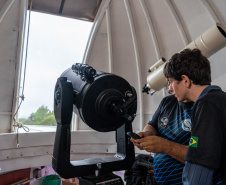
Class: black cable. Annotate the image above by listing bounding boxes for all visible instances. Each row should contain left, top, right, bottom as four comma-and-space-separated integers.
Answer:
59, 0, 65, 14
21, 0, 32, 96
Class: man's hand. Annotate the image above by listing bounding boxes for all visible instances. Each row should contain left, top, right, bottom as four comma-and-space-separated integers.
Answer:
130, 124, 188, 163
130, 124, 157, 150
139, 136, 169, 153
130, 131, 149, 150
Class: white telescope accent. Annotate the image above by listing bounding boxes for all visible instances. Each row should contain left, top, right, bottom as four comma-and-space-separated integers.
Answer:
145, 23, 226, 93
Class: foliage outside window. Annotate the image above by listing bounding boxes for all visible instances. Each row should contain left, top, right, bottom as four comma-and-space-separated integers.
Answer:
19, 106, 56, 126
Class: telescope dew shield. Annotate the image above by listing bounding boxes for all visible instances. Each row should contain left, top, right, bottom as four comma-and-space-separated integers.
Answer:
185, 23, 226, 58
145, 23, 226, 93
60, 65, 137, 132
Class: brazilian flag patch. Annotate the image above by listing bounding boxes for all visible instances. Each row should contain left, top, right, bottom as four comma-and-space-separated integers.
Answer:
189, 136, 198, 147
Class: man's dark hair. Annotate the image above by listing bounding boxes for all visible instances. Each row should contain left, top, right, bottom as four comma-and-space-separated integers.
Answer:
163, 48, 211, 85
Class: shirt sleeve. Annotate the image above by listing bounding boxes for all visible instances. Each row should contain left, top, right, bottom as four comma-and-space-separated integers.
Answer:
148, 98, 166, 131
185, 101, 224, 169
183, 161, 214, 185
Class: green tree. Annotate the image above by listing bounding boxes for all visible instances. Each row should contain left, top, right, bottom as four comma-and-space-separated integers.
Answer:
19, 118, 26, 122
28, 113, 34, 121
39, 114, 57, 126
21, 119, 34, 125
19, 106, 58, 126
33, 105, 50, 123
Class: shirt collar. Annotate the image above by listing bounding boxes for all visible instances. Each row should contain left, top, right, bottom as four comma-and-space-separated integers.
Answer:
197, 85, 221, 101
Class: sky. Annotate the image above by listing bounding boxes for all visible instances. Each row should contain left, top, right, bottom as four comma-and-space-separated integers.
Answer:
19, 11, 93, 118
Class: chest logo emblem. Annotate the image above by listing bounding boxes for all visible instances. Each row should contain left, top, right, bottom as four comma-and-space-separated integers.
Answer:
182, 119, 192, 131
160, 117, 168, 128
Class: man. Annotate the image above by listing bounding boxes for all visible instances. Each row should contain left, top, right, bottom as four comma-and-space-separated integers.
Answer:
163, 48, 226, 184
132, 94, 193, 184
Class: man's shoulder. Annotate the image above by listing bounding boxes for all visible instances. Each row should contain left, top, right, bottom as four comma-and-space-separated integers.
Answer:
196, 89, 226, 109
200, 89, 226, 102
159, 95, 179, 110
162, 95, 177, 103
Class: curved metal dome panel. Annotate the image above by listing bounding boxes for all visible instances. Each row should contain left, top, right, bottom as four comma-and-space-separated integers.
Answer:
83, 0, 226, 130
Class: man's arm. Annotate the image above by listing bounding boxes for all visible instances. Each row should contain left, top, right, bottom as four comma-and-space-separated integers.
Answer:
139, 135, 188, 163
163, 137, 188, 164
133, 125, 188, 163
142, 124, 157, 136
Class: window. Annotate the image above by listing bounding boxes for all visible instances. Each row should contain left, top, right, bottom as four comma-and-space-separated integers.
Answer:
18, 11, 92, 133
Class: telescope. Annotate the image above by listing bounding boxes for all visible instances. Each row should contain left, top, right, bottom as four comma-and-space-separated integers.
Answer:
52, 64, 137, 184
143, 23, 226, 95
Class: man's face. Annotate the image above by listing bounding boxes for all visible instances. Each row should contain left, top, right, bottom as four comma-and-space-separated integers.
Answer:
168, 78, 188, 102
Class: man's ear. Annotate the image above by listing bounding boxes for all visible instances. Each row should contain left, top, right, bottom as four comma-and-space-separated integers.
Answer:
181, 75, 192, 88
